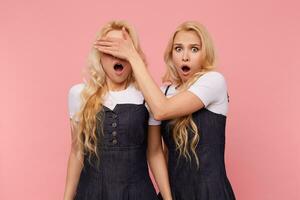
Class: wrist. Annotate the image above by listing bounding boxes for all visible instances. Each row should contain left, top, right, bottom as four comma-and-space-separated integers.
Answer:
128, 51, 142, 64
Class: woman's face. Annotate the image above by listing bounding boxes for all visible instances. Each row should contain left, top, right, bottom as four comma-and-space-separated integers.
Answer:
100, 30, 132, 86
171, 30, 204, 83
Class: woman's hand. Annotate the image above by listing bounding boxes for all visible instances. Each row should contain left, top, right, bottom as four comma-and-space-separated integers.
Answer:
94, 27, 139, 61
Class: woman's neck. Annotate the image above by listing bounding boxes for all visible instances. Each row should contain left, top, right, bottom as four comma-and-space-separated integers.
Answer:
106, 79, 129, 91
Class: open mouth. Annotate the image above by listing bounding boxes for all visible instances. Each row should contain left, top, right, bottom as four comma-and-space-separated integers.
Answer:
114, 63, 124, 72
181, 65, 191, 73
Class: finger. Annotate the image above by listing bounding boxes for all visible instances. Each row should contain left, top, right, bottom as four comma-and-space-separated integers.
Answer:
98, 37, 121, 43
96, 47, 125, 60
94, 45, 119, 52
94, 40, 116, 47
95, 46, 116, 55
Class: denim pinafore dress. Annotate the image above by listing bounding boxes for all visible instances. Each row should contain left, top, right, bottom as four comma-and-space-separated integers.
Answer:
75, 103, 158, 200
161, 86, 236, 200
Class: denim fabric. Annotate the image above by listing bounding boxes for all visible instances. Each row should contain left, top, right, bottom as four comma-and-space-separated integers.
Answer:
75, 104, 158, 200
161, 86, 236, 200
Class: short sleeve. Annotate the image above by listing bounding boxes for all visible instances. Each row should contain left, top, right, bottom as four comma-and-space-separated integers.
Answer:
68, 83, 85, 120
188, 72, 227, 107
147, 103, 161, 126
148, 112, 161, 125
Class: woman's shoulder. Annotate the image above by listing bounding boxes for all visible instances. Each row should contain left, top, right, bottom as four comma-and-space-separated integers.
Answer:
68, 83, 85, 119
68, 83, 85, 102
69, 83, 85, 96
194, 71, 227, 88
201, 71, 226, 81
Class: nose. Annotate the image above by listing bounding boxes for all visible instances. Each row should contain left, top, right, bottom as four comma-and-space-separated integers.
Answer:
182, 50, 189, 62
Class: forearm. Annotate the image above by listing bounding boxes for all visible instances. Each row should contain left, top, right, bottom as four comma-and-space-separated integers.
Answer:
148, 150, 172, 200
128, 53, 169, 119
63, 149, 83, 200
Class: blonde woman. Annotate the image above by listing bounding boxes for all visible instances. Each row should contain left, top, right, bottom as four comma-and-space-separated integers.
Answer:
63, 21, 172, 200
95, 21, 235, 199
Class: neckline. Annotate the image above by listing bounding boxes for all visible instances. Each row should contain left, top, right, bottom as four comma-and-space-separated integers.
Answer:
102, 103, 146, 112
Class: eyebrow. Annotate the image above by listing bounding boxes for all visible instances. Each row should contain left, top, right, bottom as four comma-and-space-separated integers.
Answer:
173, 43, 201, 47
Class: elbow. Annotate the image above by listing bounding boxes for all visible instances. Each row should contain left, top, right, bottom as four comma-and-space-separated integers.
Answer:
153, 109, 167, 121
153, 113, 163, 121
152, 100, 169, 121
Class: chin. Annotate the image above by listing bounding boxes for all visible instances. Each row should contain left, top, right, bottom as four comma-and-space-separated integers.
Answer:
114, 76, 130, 84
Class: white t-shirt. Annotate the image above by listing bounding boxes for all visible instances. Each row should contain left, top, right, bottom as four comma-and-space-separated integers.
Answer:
162, 71, 228, 117
68, 84, 160, 126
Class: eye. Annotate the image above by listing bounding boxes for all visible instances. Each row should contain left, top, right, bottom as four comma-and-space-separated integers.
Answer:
191, 47, 199, 52
174, 46, 183, 52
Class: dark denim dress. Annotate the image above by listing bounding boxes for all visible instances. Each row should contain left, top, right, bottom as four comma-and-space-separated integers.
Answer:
161, 86, 236, 200
74, 104, 158, 200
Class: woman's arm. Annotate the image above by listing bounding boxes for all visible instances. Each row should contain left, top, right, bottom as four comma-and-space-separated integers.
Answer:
147, 125, 172, 200
63, 122, 83, 200
94, 30, 204, 120
128, 55, 204, 120
162, 139, 169, 163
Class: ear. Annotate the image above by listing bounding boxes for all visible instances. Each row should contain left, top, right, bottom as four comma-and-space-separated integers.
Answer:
122, 27, 129, 40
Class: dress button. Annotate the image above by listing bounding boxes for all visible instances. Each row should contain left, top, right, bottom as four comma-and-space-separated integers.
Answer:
112, 114, 118, 119
112, 131, 117, 136
112, 139, 118, 145
112, 122, 117, 128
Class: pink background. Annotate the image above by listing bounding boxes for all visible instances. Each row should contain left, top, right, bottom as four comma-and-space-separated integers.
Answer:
1, 0, 299, 199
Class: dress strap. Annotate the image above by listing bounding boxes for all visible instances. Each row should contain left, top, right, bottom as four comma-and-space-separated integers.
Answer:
164, 85, 171, 96
143, 85, 170, 104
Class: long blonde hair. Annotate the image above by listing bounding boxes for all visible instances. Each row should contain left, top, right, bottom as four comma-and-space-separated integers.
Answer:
72, 20, 145, 164
163, 21, 216, 166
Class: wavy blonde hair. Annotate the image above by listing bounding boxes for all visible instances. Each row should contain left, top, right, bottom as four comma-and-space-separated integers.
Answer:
72, 20, 145, 164
162, 21, 216, 166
